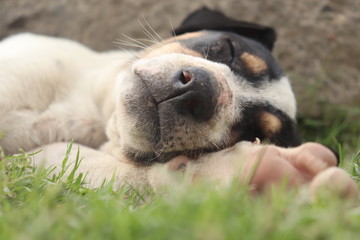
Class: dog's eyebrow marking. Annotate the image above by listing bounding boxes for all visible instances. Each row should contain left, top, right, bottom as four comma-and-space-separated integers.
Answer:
141, 42, 203, 58
240, 52, 267, 74
171, 31, 206, 41
259, 112, 282, 137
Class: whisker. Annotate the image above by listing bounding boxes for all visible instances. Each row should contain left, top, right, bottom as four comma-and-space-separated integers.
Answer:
106, 39, 141, 62
120, 33, 149, 49
168, 18, 182, 56
113, 40, 146, 50
203, 45, 210, 60
136, 38, 163, 44
113, 40, 144, 49
113, 46, 140, 60
138, 18, 171, 55
168, 18, 177, 38
122, 34, 149, 48
142, 16, 164, 42
167, 17, 184, 56
138, 18, 161, 46
210, 141, 223, 151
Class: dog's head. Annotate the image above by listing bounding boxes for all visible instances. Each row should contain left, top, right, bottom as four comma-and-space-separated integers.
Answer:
112, 8, 300, 164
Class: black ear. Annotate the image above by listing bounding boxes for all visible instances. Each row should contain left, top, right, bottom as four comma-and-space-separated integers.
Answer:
174, 7, 276, 51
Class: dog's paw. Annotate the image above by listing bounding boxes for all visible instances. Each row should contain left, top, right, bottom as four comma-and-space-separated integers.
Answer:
148, 141, 358, 202
239, 142, 358, 201
309, 167, 359, 201
282, 143, 337, 177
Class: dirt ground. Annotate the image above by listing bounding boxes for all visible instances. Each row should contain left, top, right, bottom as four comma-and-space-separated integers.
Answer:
1, 0, 359, 116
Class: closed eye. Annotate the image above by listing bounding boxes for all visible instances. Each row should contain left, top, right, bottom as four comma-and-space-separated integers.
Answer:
226, 38, 235, 63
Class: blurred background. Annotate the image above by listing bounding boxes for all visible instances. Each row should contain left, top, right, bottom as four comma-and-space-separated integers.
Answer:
1, 0, 359, 146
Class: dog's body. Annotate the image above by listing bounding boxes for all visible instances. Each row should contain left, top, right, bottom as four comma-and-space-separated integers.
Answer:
1, 9, 346, 193
0, 33, 128, 153
0, 27, 300, 156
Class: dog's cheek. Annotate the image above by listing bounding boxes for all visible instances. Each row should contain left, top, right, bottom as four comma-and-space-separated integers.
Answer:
257, 111, 301, 147
115, 73, 161, 151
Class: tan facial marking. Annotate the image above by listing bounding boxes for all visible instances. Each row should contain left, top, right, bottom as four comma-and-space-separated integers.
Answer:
141, 42, 203, 59
171, 31, 206, 41
240, 52, 267, 74
259, 112, 282, 137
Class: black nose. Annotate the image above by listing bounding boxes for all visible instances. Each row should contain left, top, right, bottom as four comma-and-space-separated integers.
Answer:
170, 67, 219, 122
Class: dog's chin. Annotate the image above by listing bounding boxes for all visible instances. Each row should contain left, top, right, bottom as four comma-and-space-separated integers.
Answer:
123, 147, 206, 165
122, 137, 237, 165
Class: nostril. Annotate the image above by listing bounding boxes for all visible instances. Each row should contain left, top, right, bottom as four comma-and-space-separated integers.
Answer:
179, 70, 192, 84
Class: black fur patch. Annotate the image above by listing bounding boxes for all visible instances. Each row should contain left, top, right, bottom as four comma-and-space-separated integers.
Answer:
174, 7, 276, 51
232, 104, 301, 147
178, 31, 284, 84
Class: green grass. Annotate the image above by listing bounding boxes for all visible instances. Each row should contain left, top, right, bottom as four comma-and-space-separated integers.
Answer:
1, 110, 360, 240
298, 105, 360, 170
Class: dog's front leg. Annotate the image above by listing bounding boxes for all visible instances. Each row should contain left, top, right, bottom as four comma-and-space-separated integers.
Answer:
29, 142, 149, 189
159, 142, 359, 201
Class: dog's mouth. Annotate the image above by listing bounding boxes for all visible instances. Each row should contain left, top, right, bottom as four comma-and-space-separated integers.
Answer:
124, 141, 234, 165
122, 119, 242, 165
123, 76, 216, 164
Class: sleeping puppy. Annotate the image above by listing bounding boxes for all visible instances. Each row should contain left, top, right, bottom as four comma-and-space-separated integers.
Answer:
0, 8, 357, 198
0, 8, 299, 160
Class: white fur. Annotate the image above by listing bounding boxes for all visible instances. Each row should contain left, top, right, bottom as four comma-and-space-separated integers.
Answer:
30, 141, 252, 190
0, 33, 132, 153
0, 33, 297, 190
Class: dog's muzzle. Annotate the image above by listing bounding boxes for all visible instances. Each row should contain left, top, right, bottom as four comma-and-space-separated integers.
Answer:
124, 57, 227, 161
